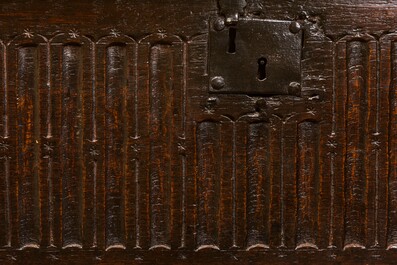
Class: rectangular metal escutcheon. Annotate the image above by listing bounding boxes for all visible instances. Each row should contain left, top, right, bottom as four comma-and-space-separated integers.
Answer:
209, 18, 302, 95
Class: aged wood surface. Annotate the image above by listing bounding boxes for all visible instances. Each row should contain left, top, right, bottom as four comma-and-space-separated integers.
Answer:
0, 0, 397, 264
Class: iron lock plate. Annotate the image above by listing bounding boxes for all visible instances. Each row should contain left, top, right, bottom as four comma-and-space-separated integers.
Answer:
209, 17, 303, 95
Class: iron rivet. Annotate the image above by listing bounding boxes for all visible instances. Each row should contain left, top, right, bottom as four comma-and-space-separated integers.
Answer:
289, 21, 302, 34
207, 96, 219, 105
255, 99, 267, 112
288, 81, 301, 96
211, 76, 225, 90
213, 17, 225, 31
299, 11, 309, 20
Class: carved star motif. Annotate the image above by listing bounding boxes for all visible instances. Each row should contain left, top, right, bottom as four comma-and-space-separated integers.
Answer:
48, 254, 59, 261
89, 147, 99, 157
0, 141, 9, 151
327, 139, 338, 149
110, 28, 120, 37
44, 143, 53, 152
204, 107, 215, 114
23, 29, 34, 38
306, 106, 317, 115
6, 255, 16, 261
372, 140, 381, 148
68, 29, 79, 39
178, 143, 186, 154
157, 28, 167, 38
131, 144, 140, 153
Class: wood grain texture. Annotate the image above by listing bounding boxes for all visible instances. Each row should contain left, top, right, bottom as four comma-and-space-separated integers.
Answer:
245, 122, 270, 250
1, 0, 397, 264
296, 121, 319, 250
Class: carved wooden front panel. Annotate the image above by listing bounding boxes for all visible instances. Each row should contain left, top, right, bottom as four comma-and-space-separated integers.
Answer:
1, 0, 397, 264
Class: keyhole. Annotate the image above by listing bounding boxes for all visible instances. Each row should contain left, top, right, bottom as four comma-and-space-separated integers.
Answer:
257, 57, 267, 81
228, 27, 236, 54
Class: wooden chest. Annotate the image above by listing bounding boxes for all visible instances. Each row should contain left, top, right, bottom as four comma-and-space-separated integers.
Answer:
0, 0, 396, 264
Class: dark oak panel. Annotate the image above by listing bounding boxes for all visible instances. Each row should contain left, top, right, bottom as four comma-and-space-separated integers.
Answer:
0, 0, 396, 264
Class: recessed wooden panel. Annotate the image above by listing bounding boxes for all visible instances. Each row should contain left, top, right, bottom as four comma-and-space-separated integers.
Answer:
0, 0, 396, 264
